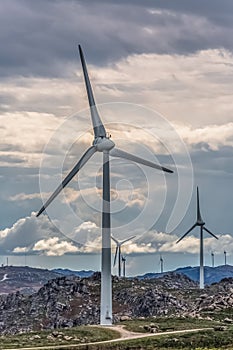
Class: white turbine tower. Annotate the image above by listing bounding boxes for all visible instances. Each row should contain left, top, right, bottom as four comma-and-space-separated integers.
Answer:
176, 187, 218, 289
111, 236, 135, 277
224, 250, 227, 265
159, 254, 164, 273
36, 45, 173, 325
122, 256, 126, 277
211, 251, 214, 268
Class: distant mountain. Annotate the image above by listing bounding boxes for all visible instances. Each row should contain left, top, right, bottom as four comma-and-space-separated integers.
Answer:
138, 265, 233, 285
0, 266, 94, 295
52, 268, 94, 278
1, 264, 233, 297
0, 266, 61, 295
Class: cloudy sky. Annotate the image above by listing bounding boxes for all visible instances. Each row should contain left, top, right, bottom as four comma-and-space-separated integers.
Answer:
0, 0, 233, 275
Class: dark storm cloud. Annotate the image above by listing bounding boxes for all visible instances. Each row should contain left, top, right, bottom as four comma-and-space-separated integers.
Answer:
180, 145, 233, 234
111, 0, 233, 22
150, 141, 233, 235
0, 166, 41, 229
1, 0, 233, 78
0, 155, 24, 164
0, 93, 17, 105
148, 0, 233, 25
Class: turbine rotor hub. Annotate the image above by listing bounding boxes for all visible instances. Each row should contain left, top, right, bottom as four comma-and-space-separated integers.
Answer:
197, 220, 205, 226
93, 137, 115, 152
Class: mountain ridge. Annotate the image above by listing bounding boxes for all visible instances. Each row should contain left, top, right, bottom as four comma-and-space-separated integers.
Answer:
52, 268, 94, 278
138, 265, 233, 284
1, 264, 233, 295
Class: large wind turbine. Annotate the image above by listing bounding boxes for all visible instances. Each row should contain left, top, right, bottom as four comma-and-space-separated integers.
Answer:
36, 45, 173, 325
176, 187, 218, 289
111, 235, 135, 277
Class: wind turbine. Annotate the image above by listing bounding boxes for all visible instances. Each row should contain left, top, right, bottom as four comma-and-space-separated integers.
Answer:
36, 45, 173, 325
224, 250, 227, 265
122, 256, 126, 277
211, 251, 214, 268
176, 187, 218, 289
159, 254, 164, 273
111, 235, 135, 277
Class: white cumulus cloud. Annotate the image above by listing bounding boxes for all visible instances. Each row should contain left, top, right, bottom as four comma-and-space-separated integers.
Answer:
33, 237, 78, 256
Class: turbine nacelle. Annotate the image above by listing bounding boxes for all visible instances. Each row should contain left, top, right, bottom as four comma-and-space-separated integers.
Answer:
93, 137, 115, 152
196, 219, 205, 226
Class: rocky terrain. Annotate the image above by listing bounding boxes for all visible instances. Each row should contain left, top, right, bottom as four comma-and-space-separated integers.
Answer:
0, 266, 61, 294
0, 272, 233, 335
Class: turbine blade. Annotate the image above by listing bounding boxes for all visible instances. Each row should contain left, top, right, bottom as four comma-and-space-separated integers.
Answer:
78, 45, 106, 138
110, 148, 173, 173
176, 223, 197, 244
113, 246, 118, 266
111, 235, 118, 245
37, 146, 96, 217
121, 235, 136, 245
203, 227, 219, 240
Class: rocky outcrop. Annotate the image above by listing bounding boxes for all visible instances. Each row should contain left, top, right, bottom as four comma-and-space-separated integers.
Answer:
0, 273, 233, 335
191, 278, 233, 315
116, 288, 188, 317
114, 274, 195, 318
0, 275, 100, 334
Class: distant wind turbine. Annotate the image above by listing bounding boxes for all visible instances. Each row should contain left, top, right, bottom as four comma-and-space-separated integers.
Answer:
122, 256, 126, 277
211, 251, 214, 268
176, 187, 219, 289
111, 236, 135, 277
159, 254, 164, 273
224, 250, 227, 265
36, 45, 173, 325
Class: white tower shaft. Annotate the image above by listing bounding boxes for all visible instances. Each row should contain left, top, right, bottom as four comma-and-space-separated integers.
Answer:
101, 151, 112, 325
211, 252, 214, 268
199, 226, 204, 289
118, 246, 121, 277
123, 259, 126, 277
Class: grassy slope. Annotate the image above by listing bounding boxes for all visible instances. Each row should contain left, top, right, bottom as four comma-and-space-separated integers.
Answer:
81, 329, 233, 350
0, 326, 120, 349
118, 316, 220, 333
1, 317, 233, 350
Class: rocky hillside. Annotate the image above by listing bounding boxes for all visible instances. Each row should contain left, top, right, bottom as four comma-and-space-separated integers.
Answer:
0, 266, 61, 295
1, 272, 233, 335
